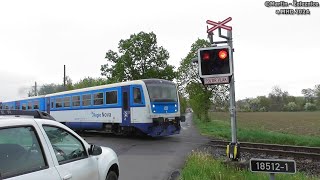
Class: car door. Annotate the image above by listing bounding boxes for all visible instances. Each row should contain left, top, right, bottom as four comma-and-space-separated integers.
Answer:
1, 125, 61, 180
40, 125, 99, 180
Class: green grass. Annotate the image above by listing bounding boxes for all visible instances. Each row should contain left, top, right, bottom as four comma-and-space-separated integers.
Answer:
193, 115, 320, 147
211, 112, 320, 136
180, 151, 318, 180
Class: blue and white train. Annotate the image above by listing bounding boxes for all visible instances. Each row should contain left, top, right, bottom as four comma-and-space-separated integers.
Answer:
0, 79, 185, 137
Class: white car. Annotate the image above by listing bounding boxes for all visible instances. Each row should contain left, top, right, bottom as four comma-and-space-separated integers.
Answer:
0, 110, 119, 180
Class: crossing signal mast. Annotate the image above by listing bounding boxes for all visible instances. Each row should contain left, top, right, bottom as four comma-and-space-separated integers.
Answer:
196, 17, 239, 161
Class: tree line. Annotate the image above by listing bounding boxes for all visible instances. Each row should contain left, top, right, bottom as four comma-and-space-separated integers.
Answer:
26, 31, 319, 122
237, 85, 320, 112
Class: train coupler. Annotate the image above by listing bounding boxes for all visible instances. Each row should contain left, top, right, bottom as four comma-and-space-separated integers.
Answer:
226, 142, 240, 161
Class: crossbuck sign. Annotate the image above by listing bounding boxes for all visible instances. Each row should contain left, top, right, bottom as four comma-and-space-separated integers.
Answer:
206, 17, 232, 32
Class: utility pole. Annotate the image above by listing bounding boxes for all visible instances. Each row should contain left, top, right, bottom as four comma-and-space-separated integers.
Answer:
34, 81, 37, 96
64, 65, 66, 90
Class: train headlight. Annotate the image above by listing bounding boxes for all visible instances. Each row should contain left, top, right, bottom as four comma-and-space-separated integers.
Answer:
153, 110, 156, 113
175, 104, 177, 107
152, 104, 155, 108
175, 109, 177, 112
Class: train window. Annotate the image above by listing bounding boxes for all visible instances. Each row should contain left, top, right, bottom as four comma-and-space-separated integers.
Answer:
22, 103, 27, 110
106, 91, 117, 104
15, 104, 19, 110
33, 100, 39, 109
0, 104, 2, 109
133, 87, 142, 104
72, 96, 80, 107
27, 101, 32, 110
82, 94, 91, 106
5, 105, 9, 110
94, 92, 103, 105
56, 98, 62, 108
63, 97, 70, 108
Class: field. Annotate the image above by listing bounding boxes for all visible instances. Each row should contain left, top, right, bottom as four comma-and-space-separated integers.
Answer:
210, 112, 320, 136
193, 111, 320, 146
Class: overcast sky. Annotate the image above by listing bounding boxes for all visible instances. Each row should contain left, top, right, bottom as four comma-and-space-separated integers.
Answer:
0, 0, 319, 101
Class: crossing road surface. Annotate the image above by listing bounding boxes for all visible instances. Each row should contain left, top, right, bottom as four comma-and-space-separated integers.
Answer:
82, 113, 210, 180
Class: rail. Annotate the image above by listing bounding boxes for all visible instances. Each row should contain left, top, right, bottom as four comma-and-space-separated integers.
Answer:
209, 139, 320, 160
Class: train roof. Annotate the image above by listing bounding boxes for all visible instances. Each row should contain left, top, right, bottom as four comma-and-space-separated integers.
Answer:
2, 95, 46, 103
45, 79, 145, 97
46, 79, 175, 97
1, 79, 176, 102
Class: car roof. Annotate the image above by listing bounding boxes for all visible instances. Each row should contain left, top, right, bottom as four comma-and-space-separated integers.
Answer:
0, 116, 59, 128
0, 116, 38, 127
0, 110, 56, 121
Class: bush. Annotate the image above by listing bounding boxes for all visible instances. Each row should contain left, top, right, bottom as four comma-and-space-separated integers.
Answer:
259, 107, 267, 112
304, 103, 317, 111
284, 102, 298, 111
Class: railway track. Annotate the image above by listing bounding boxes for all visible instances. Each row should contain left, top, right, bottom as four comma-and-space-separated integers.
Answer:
209, 139, 320, 160
79, 131, 320, 160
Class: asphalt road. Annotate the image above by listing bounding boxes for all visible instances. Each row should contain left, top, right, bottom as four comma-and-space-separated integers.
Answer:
82, 113, 210, 180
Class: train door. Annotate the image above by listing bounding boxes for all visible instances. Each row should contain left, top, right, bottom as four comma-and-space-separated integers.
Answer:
130, 85, 145, 124
15, 101, 20, 110
121, 86, 131, 126
46, 97, 50, 114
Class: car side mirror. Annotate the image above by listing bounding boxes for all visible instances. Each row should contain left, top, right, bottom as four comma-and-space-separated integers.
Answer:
180, 115, 186, 122
89, 144, 102, 156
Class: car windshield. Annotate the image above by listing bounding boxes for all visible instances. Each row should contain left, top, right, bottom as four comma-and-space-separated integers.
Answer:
146, 83, 178, 102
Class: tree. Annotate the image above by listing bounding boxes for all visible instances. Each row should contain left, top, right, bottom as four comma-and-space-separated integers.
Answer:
301, 88, 314, 103
294, 96, 305, 111
313, 84, 320, 108
257, 96, 270, 111
236, 98, 251, 112
268, 86, 288, 111
176, 39, 230, 116
177, 39, 211, 92
27, 88, 37, 97
186, 82, 212, 121
179, 93, 188, 114
304, 102, 317, 111
64, 76, 73, 91
284, 102, 298, 112
37, 83, 65, 95
101, 31, 176, 83
73, 77, 108, 90
248, 98, 260, 112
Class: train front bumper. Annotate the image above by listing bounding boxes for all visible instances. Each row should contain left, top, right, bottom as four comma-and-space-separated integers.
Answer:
148, 117, 182, 137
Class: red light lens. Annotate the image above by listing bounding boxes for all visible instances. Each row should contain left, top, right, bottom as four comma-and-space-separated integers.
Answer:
203, 52, 210, 61
218, 50, 228, 60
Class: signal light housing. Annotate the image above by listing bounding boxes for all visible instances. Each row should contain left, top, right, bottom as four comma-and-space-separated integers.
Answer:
198, 46, 233, 78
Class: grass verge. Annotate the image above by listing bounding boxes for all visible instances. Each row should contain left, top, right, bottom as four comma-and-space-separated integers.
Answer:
180, 151, 318, 180
193, 117, 320, 147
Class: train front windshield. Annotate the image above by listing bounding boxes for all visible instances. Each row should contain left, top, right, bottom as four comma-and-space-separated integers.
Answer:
146, 83, 178, 102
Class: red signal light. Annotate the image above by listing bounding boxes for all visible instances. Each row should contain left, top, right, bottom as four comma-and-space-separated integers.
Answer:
202, 52, 210, 61
218, 50, 228, 60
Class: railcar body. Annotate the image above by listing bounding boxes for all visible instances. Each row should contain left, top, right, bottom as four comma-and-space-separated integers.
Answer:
1, 79, 185, 137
